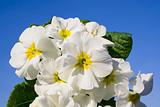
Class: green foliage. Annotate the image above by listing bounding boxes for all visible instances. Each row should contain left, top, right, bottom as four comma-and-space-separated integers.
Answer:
98, 98, 116, 107
29, 18, 52, 28
42, 18, 52, 27
7, 82, 37, 107
25, 78, 37, 87
29, 24, 39, 27
80, 19, 90, 24
104, 32, 133, 59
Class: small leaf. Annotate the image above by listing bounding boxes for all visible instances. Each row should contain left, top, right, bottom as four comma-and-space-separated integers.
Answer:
80, 19, 90, 24
42, 18, 52, 27
98, 98, 116, 107
104, 32, 133, 59
25, 78, 37, 87
29, 24, 39, 28
7, 82, 37, 107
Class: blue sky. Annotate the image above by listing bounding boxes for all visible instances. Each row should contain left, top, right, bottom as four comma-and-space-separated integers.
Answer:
0, 0, 159, 106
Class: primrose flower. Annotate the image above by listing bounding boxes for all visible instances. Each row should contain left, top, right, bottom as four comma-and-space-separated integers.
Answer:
9, 26, 59, 80
115, 73, 153, 107
85, 22, 106, 37
85, 22, 113, 46
37, 57, 66, 85
93, 58, 133, 102
45, 16, 85, 46
30, 84, 76, 107
60, 32, 113, 90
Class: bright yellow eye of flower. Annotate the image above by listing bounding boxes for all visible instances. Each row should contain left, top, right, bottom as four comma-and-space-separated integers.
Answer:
103, 71, 116, 86
128, 93, 140, 104
25, 42, 42, 60
59, 29, 71, 40
53, 72, 65, 83
76, 52, 92, 70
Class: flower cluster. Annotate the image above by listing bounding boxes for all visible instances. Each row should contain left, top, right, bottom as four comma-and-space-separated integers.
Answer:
9, 16, 153, 107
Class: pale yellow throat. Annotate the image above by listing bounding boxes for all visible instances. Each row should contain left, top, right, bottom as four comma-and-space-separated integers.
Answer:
53, 72, 65, 83
128, 93, 140, 104
75, 52, 92, 70
102, 71, 116, 86
59, 29, 71, 40
25, 42, 42, 60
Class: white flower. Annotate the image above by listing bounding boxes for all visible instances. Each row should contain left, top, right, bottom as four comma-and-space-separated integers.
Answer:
85, 22, 114, 46
130, 72, 153, 96
30, 84, 76, 107
85, 22, 106, 37
115, 73, 153, 107
73, 92, 97, 107
45, 16, 85, 46
37, 57, 66, 85
93, 58, 133, 102
9, 26, 59, 80
60, 32, 113, 90
29, 96, 48, 107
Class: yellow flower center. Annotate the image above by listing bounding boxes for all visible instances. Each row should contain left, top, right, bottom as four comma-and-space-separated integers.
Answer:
75, 52, 92, 70
58, 29, 71, 40
91, 30, 98, 36
102, 71, 116, 86
25, 42, 42, 60
128, 93, 140, 104
53, 72, 65, 83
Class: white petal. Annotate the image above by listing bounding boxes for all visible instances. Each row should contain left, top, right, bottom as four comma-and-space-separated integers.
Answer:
85, 22, 99, 34
85, 22, 106, 37
45, 24, 60, 39
73, 93, 97, 107
35, 84, 57, 96
87, 37, 113, 51
15, 59, 39, 80
66, 17, 85, 34
91, 63, 113, 77
97, 37, 114, 46
116, 100, 132, 107
94, 85, 114, 102
113, 58, 133, 77
37, 38, 59, 59
79, 71, 99, 89
37, 75, 53, 84
51, 16, 66, 29
97, 25, 106, 37
59, 66, 74, 81
140, 73, 153, 96
62, 42, 80, 56
29, 96, 48, 107
90, 49, 111, 62
10, 42, 25, 57
19, 26, 46, 47
9, 54, 26, 68
115, 83, 129, 98
39, 58, 56, 75
130, 74, 145, 94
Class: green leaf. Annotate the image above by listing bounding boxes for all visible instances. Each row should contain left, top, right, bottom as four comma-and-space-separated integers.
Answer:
80, 19, 90, 24
104, 32, 133, 59
29, 24, 39, 27
42, 18, 52, 27
7, 82, 37, 107
25, 78, 37, 87
98, 98, 116, 107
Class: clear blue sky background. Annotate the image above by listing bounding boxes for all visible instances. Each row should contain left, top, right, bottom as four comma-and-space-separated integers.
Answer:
0, 0, 159, 107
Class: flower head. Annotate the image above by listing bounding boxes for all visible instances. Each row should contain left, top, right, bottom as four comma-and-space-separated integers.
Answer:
60, 32, 113, 90
46, 16, 85, 47
9, 26, 59, 80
